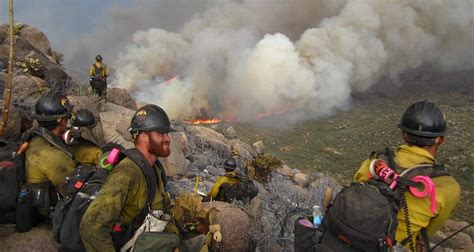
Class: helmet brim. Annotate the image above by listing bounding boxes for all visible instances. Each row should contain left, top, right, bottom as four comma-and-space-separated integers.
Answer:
34, 111, 72, 122
398, 124, 445, 138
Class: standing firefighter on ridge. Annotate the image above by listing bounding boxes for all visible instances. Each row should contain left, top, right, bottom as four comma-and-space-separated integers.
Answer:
354, 100, 460, 251
89, 55, 109, 112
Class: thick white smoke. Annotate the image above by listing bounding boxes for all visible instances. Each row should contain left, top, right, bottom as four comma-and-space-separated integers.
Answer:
113, 0, 474, 121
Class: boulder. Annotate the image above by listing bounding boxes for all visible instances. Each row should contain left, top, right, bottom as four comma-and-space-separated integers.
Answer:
205, 165, 224, 176
186, 125, 231, 157
443, 220, 472, 233
18, 25, 53, 58
189, 154, 209, 170
443, 231, 473, 249
42, 62, 71, 88
248, 196, 263, 222
0, 224, 59, 251
115, 118, 132, 141
202, 201, 251, 251
229, 139, 258, 162
12, 75, 49, 104
159, 136, 187, 177
107, 87, 137, 110
224, 126, 237, 139
68, 96, 99, 118
0, 101, 22, 139
278, 165, 296, 178
252, 140, 265, 155
294, 173, 311, 187
172, 131, 190, 156
99, 102, 135, 148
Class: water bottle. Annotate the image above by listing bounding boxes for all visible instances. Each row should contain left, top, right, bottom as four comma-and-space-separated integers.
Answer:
312, 205, 323, 227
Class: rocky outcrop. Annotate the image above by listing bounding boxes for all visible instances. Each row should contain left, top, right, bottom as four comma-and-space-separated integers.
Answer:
107, 87, 137, 110
159, 133, 187, 177
19, 25, 54, 60
0, 24, 73, 91
99, 102, 135, 149
12, 75, 49, 105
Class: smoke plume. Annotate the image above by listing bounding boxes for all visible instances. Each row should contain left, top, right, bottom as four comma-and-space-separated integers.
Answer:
112, 0, 474, 121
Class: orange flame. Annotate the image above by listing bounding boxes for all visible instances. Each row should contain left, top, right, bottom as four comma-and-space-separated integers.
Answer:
184, 118, 223, 124
184, 109, 289, 124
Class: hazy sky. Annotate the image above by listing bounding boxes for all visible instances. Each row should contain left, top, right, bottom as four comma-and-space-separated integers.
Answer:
0, 0, 130, 47
0, 0, 207, 71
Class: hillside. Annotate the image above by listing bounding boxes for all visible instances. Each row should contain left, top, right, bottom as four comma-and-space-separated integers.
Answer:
231, 67, 474, 221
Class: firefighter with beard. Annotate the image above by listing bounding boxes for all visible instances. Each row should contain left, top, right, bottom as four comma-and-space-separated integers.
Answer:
80, 104, 179, 251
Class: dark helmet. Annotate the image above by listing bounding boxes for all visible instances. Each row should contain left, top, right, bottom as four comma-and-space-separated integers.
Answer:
128, 104, 176, 135
35, 90, 72, 122
398, 100, 446, 138
95, 55, 103, 62
224, 158, 237, 171
72, 109, 96, 128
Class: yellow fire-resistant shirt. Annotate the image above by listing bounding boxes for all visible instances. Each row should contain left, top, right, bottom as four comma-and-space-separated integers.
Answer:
89, 62, 109, 78
208, 172, 241, 198
25, 135, 77, 196
354, 144, 460, 250
80, 156, 174, 252
72, 138, 102, 166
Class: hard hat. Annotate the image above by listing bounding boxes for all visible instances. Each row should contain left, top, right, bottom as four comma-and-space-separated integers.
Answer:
128, 104, 176, 135
224, 158, 237, 171
34, 91, 72, 122
72, 108, 96, 128
398, 100, 446, 137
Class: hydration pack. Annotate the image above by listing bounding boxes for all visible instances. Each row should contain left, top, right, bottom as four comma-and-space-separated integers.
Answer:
52, 148, 164, 252
294, 147, 451, 251
216, 176, 258, 203
0, 128, 72, 232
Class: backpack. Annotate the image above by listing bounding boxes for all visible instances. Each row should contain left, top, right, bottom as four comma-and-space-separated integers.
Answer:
0, 138, 20, 224
0, 128, 71, 231
294, 147, 452, 252
217, 176, 258, 203
52, 148, 164, 252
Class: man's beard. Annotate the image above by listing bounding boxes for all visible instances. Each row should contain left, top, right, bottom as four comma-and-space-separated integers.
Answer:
149, 140, 171, 157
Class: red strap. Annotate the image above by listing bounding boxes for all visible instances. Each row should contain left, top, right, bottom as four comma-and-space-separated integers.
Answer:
74, 180, 84, 189
112, 225, 122, 232
386, 237, 393, 247
0, 161, 15, 167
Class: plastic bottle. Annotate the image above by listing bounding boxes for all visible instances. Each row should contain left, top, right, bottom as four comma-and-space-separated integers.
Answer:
312, 205, 323, 227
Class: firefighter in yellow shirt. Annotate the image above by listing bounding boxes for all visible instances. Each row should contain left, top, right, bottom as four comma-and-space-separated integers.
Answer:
21, 91, 77, 229
354, 100, 460, 251
89, 55, 109, 112
209, 158, 241, 200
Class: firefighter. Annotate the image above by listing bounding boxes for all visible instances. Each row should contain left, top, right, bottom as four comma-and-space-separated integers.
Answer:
23, 91, 77, 218
209, 158, 258, 202
80, 104, 179, 251
89, 55, 109, 112
354, 100, 460, 251
67, 108, 103, 166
